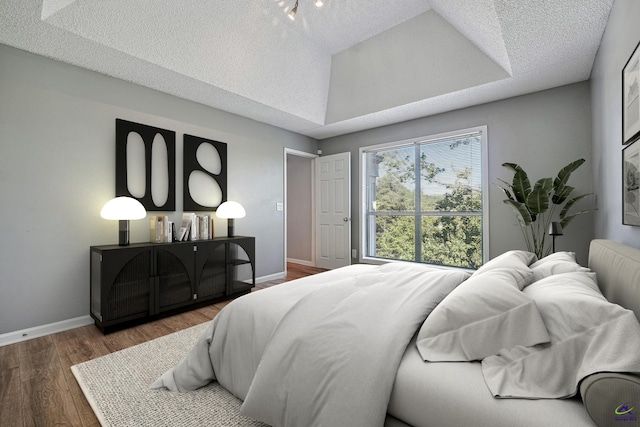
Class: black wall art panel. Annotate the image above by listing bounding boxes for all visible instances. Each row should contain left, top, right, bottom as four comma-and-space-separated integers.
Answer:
115, 119, 176, 211
183, 134, 227, 211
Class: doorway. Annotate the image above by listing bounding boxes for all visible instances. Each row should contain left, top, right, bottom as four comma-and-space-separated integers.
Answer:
284, 149, 316, 269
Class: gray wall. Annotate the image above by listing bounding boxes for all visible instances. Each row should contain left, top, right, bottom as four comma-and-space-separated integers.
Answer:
591, 0, 640, 249
0, 44, 317, 335
320, 82, 594, 264
286, 154, 313, 263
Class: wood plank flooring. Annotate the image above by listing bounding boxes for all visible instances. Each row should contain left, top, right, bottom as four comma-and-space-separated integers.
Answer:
0, 263, 325, 427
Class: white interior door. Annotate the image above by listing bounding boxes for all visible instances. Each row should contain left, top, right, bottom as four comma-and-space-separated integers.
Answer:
315, 152, 351, 269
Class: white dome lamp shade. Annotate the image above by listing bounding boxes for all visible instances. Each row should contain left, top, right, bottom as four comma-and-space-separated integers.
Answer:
100, 196, 147, 246
216, 201, 246, 237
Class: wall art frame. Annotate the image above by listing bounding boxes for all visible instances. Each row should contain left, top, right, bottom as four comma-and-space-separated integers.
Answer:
623, 40, 640, 145
623, 139, 640, 226
115, 119, 176, 211
183, 134, 227, 211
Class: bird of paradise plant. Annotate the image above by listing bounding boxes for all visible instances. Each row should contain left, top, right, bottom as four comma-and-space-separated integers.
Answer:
497, 159, 594, 259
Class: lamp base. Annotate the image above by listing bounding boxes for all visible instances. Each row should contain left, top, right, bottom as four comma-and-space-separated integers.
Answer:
119, 219, 130, 246
227, 218, 235, 237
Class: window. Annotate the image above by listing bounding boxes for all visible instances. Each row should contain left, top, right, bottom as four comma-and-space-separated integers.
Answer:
360, 126, 488, 269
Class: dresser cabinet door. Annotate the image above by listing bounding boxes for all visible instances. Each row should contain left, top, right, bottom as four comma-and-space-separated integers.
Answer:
194, 240, 227, 300
92, 246, 153, 324
154, 244, 196, 312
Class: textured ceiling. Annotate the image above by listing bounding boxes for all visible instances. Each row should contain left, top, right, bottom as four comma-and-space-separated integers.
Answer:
0, 0, 614, 139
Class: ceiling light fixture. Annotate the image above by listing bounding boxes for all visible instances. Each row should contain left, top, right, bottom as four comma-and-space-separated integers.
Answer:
288, 0, 298, 20
287, 0, 323, 21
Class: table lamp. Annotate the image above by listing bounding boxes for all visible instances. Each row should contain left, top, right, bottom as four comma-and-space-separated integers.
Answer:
216, 201, 246, 237
548, 221, 564, 253
100, 196, 147, 245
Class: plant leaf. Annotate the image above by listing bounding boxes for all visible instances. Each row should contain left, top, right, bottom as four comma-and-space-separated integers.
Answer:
526, 188, 550, 214
559, 193, 592, 218
496, 184, 514, 201
502, 162, 524, 173
553, 159, 585, 192
533, 178, 553, 193
552, 185, 575, 205
511, 169, 531, 203
503, 200, 532, 226
560, 208, 593, 229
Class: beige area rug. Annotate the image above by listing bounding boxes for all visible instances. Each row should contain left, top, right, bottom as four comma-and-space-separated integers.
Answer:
71, 323, 269, 427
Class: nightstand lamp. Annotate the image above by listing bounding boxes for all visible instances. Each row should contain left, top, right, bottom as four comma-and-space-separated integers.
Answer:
548, 221, 564, 253
216, 201, 246, 237
100, 196, 147, 246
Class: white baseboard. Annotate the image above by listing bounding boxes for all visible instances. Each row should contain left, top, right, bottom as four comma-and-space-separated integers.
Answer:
286, 258, 315, 267
0, 315, 94, 347
256, 271, 286, 283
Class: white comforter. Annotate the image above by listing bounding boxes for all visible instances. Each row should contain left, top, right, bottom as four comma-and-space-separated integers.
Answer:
151, 263, 470, 427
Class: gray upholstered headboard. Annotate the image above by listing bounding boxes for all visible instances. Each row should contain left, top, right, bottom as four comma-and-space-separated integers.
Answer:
588, 239, 640, 321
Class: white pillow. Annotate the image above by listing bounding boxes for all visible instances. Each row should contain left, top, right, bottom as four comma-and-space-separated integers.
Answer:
482, 272, 640, 398
416, 266, 549, 362
473, 250, 537, 289
530, 251, 577, 266
529, 252, 590, 282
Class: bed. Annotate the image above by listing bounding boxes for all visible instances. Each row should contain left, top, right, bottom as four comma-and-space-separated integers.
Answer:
152, 239, 640, 427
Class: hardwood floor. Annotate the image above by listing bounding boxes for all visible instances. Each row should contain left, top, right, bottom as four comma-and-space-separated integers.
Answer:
0, 263, 325, 427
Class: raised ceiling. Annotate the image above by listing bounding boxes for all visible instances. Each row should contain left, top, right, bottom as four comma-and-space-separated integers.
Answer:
0, 0, 614, 139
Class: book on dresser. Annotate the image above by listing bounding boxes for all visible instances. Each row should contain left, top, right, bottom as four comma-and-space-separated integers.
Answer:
150, 213, 217, 242
150, 215, 175, 243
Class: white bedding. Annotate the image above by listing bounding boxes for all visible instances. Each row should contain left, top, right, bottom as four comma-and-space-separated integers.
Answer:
151, 247, 640, 427
482, 271, 640, 399
151, 264, 380, 394
151, 263, 470, 426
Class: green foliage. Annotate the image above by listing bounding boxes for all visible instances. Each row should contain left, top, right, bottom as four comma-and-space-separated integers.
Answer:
375, 216, 415, 261
421, 169, 482, 268
374, 170, 414, 211
498, 159, 594, 258
370, 140, 483, 269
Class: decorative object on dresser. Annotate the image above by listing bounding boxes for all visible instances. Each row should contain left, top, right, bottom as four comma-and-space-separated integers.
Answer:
100, 196, 147, 246
90, 237, 255, 333
115, 119, 176, 211
216, 201, 246, 237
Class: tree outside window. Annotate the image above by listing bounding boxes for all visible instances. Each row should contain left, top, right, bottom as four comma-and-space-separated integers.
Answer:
362, 128, 486, 269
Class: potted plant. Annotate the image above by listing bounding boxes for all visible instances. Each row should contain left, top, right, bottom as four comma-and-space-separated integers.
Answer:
497, 159, 594, 259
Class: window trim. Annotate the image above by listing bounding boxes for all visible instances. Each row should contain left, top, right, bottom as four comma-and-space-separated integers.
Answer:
358, 125, 489, 268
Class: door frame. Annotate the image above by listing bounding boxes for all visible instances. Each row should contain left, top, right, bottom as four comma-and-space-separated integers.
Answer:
283, 148, 318, 273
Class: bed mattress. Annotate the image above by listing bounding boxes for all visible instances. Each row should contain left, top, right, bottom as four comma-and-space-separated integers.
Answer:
387, 337, 595, 427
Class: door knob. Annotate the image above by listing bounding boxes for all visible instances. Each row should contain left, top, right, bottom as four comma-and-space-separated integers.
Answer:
343, 217, 349, 222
